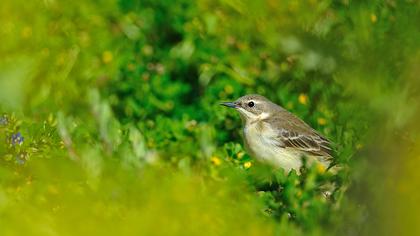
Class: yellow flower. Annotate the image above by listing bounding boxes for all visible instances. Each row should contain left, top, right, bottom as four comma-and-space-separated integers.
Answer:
356, 143, 364, 150
316, 163, 326, 174
244, 161, 252, 169
211, 156, 221, 166
370, 14, 377, 23
102, 51, 113, 64
236, 152, 245, 159
298, 93, 308, 105
317, 117, 327, 125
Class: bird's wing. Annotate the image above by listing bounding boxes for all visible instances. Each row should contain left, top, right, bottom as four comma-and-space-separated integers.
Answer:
264, 113, 333, 158
277, 128, 333, 158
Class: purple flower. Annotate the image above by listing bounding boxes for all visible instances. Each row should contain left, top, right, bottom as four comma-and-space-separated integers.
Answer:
11, 132, 24, 146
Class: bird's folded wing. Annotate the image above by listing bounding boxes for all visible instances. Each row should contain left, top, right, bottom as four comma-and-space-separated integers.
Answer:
277, 129, 333, 158
262, 113, 333, 158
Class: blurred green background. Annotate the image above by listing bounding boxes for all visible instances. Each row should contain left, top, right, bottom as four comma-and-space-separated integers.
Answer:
0, 0, 419, 235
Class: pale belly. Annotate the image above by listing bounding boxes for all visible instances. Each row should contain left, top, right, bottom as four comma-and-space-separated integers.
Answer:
243, 123, 302, 172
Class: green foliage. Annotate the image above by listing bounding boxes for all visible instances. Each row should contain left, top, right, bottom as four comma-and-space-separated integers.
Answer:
1, 0, 419, 235
0, 114, 61, 166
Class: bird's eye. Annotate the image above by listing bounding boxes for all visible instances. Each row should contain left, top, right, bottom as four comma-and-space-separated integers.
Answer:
248, 101, 254, 107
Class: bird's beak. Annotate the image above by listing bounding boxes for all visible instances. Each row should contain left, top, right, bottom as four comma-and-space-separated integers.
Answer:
220, 102, 237, 108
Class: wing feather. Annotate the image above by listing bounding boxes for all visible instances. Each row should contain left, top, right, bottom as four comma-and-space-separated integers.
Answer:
263, 113, 334, 159
278, 129, 333, 157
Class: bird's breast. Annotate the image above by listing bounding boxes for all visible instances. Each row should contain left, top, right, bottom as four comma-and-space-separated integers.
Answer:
243, 121, 278, 156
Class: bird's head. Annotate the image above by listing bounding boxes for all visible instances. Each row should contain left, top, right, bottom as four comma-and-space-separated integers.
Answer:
221, 94, 278, 123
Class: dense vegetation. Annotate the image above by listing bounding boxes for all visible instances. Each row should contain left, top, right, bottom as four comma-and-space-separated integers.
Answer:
1, 0, 419, 235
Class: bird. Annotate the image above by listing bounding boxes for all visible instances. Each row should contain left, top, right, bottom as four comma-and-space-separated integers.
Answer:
221, 94, 334, 173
